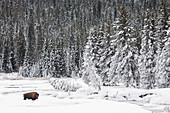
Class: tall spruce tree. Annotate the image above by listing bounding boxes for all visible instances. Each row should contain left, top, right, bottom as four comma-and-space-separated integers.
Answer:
155, 0, 168, 53
9, 36, 17, 72
21, 13, 36, 77
139, 9, 156, 89
0, 37, 3, 72
155, 0, 169, 87
49, 35, 66, 78
49, 37, 57, 78
2, 37, 12, 73
40, 36, 50, 77
97, 23, 112, 85
16, 28, 26, 68
156, 38, 170, 88
36, 24, 44, 61
82, 28, 102, 90
109, 4, 139, 87
55, 38, 66, 77
108, 19, 120, 86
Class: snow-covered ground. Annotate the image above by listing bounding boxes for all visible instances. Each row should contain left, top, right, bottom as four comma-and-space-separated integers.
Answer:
0, 73, 170, 113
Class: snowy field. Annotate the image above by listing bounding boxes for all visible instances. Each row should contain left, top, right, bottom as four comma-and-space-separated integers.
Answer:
0, 73, 170, 113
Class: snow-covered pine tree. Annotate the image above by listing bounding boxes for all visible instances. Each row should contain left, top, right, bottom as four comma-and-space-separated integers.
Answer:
66, 27, 75, 77
0, 36, 3, 72
49, 35, 66, 78
37, 58, 43, 77
27, 10, 36, 64
93, 23, 107, 84
16, 28, 26, 68
20, 13, 36, 77
108, 19, 120, 86
2, 37, 12, 73
155, 37, 170, 88
155, 0, 169, 88
67, 25, 82, 77
97, 22, 114, 85
139, 9, 156, 89
134, 15, 142, 56
74, 34, 81, 77
39, 36, 50, 77
49, 36, 57, 78
36, 24, 44, 61
82, 28, 102, 90
82, 23, 108, 86
56, 38, 66, 77
109, 4, 139, 87
9, 36, 17, 72
155, 0, 169, 53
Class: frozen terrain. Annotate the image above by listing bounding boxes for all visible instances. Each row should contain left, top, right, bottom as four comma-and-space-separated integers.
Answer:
0, 73, 170, 113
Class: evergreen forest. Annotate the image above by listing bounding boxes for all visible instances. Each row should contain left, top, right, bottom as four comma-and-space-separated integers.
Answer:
0, 0, 170, 89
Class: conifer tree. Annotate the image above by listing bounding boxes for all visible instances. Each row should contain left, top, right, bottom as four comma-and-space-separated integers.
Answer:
75, 35, 81, 76
156, 38, 170, 88
49, 37, 57, 78
155, 0, 169, 87
55, 38, 66, 77
81, 24, 106, 84
9, 36, 17, 72
82, 28, 102, 90
16, 28, 26, 68
107, 19, 120, 85
109, 4, 139, 87
20, 13, 36, 77
0, 37, 3, 72
2, 37, 12, 73
97, 22, 113, 85
155, 1, 170, 87
139, 9, 156, 89
36, 24, 44, 61
40, 36, 50, 77
49, 35, 66, 78
155, 0, 168, 53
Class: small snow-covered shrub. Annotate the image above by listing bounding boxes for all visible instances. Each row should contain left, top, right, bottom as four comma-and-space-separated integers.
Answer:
49, 78, 88, 92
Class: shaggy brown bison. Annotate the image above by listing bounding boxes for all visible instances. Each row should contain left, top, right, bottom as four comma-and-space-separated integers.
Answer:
23, 92, 39, 100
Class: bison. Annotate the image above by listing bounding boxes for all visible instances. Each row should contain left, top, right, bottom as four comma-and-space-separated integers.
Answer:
23, 92, 39, 100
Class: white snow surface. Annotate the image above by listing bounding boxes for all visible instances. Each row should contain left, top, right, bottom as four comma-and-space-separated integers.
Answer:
1, 73, 170, 113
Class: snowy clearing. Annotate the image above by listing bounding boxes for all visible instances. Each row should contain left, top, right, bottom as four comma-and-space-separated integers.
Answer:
0, 73, 170, 113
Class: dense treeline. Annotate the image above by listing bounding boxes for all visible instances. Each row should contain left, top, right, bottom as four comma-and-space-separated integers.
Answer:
0, 0, 169, 89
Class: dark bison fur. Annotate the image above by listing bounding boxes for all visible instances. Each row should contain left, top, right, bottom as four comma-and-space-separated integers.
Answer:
23, 92, 39, 100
